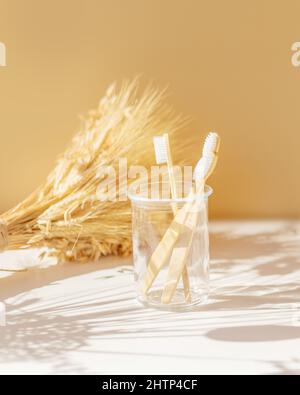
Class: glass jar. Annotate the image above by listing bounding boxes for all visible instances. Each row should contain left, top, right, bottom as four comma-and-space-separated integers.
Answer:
129, 182, 213, 311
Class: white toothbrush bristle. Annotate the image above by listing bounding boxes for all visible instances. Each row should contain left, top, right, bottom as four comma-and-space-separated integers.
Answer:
153, 136, 168, 164
202, 132, 219, 156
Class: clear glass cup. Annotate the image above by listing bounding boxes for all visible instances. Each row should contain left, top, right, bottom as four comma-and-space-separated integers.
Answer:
129, 182, 213, 311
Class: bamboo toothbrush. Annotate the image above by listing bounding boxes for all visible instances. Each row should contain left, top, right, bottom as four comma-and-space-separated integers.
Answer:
161, 133, 220, 303
143, 132, 220, 298
153, 134, 178, 209
160, 184, 205, 304
153, 133, 191, 301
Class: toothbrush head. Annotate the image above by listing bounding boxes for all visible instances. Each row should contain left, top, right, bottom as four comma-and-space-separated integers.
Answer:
153, 134, 168, 164
194, 132, 220, 181
202, 132, 220, 157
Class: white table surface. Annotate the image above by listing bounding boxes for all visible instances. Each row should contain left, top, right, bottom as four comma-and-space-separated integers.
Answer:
0, 220, 299, 375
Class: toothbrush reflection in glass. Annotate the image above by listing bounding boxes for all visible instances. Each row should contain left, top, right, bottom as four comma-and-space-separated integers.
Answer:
153, 133, 191, 301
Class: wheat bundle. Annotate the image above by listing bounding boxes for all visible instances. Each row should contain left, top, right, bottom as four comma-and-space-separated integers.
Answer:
0, 78, 192, 263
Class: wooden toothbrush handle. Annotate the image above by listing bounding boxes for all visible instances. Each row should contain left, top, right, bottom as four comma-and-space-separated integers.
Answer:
161, 182, 205, 304
161, 201, 199, 304
142, 199, 193, 294
163, 133, 190, 299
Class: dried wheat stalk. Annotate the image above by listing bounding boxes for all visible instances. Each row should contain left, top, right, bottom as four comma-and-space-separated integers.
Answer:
0, 78, 192, 263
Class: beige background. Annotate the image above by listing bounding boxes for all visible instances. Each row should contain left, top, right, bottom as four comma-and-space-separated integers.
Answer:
0, 0, 299, 218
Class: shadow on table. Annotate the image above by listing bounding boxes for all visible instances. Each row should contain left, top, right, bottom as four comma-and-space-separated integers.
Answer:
210, 221, 300, 277
206, 325, 300, 342
0, 221, 299, 374
0, 255, 131, 300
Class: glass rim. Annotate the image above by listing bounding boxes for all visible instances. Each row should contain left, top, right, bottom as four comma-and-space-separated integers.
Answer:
128, 183, 213, 204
